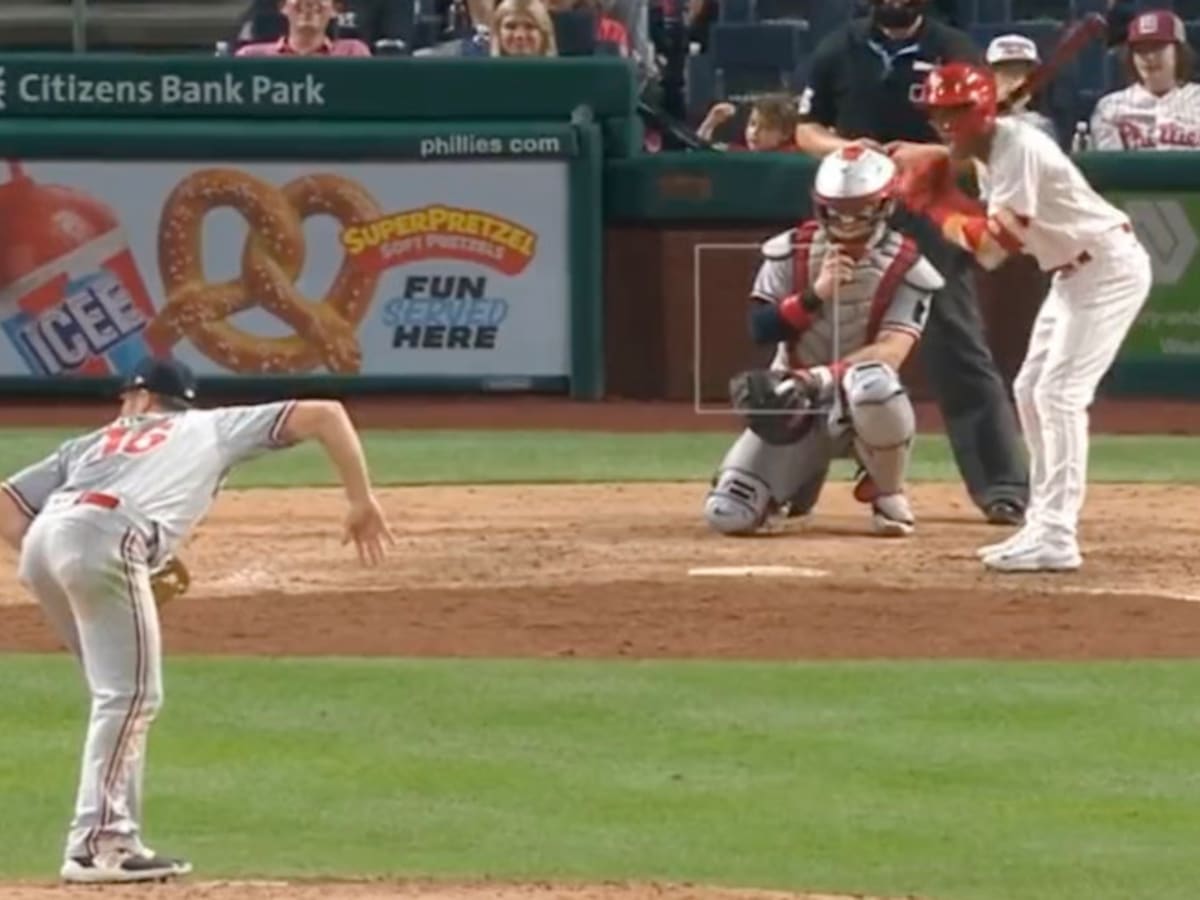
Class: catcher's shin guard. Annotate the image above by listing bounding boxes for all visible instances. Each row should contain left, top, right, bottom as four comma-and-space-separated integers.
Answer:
704, 428, 820, 535
844, 361, 914, 496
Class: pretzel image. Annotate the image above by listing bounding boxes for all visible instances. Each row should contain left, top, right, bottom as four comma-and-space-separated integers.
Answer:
147, 169, 383, 373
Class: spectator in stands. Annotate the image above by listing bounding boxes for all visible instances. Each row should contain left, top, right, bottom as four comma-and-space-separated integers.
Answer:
236, 0, 372, 55
697, 95, 797, 151
236, 0, 410, 48
1091, 10, 1200, 150
490, 0, 558, 55
985, 35, 1058, 141
547, 0, 631, 55
793, 0, 1030, 526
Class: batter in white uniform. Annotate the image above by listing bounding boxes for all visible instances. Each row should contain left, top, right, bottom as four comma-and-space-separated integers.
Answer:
894, 62, 1151, 571
0, 358, 393, 882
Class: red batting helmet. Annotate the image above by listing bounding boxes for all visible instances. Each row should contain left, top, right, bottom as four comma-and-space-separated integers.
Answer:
921, 62, 998, 147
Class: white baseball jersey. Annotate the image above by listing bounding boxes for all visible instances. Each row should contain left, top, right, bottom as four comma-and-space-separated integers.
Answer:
1090, 82, 1200, 151
750, 221, 944, 369
2, 400, 296, 566
977, 117, 1130, 272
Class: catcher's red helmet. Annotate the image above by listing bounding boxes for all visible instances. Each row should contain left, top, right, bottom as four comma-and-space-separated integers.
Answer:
921, 62, 998, 147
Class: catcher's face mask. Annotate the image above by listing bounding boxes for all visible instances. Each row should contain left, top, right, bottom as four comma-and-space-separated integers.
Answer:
815, 193, 895, 243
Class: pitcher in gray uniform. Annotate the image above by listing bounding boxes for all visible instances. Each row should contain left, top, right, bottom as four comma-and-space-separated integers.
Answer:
705, 144, 943, 535
0, 358, 393, 884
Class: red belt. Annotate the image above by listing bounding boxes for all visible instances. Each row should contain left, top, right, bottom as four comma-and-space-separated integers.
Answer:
75, 491, 119, 510
1052, 222, 1133, 278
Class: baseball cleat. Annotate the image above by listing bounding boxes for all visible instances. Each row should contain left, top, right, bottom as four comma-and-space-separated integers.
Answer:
983, 542, 1082, 573
985, 499, 1026, 526
976, 527, 1033, 559
870, 493, 914, 537
61, 848, 192, 884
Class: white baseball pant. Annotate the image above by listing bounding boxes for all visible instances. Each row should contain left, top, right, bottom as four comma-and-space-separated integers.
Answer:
1012, 226, 1152, 544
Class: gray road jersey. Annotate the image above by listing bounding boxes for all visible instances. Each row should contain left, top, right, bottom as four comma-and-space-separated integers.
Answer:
750, 224, 943, 368
2, 400, 297, 564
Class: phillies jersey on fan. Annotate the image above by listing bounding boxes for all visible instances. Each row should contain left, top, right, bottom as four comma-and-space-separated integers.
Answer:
1090, 82, 1200, 150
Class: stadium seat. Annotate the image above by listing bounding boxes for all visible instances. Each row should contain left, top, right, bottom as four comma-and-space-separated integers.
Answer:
711, 21, 810, 68
974, 0, 1014, 24
686, 51, 718, 121
1188, 20, 1200, 51
803, 0, 852, 42
757, 0, 807, 22
712, 22, 811, 97
1074, 30, 1108, 90
715, 65, 802, 98
1012, 0, 1068, 19
552, 9, 598, 56
1104, 45, 1126, 91
719, 0, 756, 24
711, 23, 810, 98
98, 1, 251, 51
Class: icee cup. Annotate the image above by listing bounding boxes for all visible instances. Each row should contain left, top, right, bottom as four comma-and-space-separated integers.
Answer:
0, 161, 157, 377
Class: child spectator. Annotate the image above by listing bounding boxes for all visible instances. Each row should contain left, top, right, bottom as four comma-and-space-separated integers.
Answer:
490, 0, 559, 56
985, 34, 1058, 141
697, 94, 798, 151
236, 0, 371, 55
1091, 9, 1200, 150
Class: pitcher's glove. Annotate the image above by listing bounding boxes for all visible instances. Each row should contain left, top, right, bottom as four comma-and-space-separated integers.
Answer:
149, 556, 191, 609
730, 369, 825, 446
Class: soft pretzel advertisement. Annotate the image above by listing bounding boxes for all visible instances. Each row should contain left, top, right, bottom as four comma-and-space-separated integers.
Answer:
0, 159, 570, 379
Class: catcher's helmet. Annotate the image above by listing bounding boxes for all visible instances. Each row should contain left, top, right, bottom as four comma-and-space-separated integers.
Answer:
812, 143, 898, 247
921, 63, 998, 148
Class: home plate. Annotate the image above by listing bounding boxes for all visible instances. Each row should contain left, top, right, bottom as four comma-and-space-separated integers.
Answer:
688, 565, 830, 578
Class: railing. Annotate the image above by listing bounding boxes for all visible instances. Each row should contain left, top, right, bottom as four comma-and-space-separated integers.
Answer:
71, 0, 87, 53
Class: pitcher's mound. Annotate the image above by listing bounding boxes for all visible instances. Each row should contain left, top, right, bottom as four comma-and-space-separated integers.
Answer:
0, 881, 918, 900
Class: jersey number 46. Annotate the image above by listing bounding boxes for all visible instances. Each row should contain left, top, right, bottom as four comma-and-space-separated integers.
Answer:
98, 421, 175, 458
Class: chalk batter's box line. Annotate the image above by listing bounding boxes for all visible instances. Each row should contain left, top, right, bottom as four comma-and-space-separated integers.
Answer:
692, 241, 843, 417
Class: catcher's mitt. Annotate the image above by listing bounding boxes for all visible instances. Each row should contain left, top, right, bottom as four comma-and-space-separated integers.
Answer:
729, 369, 820, 446
149, 556, 191, 609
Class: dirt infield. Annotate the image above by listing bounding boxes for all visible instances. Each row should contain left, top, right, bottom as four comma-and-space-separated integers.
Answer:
0, 882, 903, 900
2, 482, 1200, 659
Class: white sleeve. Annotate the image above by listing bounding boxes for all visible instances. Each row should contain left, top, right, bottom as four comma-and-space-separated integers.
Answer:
212, 401, 299, 467
2, 445, 69, 517
986, 140, 1041, 220
750, 257, 794, 304
1090, 94, 1125, 151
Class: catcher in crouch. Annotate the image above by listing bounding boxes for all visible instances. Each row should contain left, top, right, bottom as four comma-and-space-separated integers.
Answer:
704, 143, 944, 537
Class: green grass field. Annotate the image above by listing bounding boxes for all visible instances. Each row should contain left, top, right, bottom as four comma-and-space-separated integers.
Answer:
1, 429, 1198, 486
3, 428, 1199, 899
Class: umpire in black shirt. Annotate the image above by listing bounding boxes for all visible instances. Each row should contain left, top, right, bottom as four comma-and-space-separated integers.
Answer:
794, 0, 1029, 524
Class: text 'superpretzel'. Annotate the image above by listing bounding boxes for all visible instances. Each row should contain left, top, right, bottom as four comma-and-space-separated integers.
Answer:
147, 169, 383, 374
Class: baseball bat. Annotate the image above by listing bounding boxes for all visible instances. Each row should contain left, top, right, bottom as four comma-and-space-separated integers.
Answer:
997, 12, 1108, 114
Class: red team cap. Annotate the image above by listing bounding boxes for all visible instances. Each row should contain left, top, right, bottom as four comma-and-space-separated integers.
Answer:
921, 62, 999, 145
1127, 9, 1185, 45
